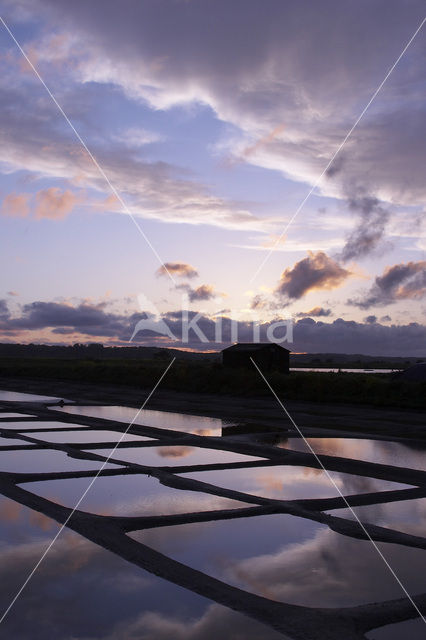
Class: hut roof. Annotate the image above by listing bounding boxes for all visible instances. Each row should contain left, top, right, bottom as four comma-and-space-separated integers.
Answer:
222, 342, 290, 353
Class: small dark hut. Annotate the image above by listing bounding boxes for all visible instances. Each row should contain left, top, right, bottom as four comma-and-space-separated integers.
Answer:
222, 343, 290, 373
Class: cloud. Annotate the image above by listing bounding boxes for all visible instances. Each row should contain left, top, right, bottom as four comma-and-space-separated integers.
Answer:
187, 285, 217, 302
3, 0, 425, 247
0, 80, 270, 232
34, 187, 80, 219
364, 315, 377, 324
176, 283, 222, 302
291, 316, 426, 356
296, 307, 332, 318
248, 294, 287, 313
0, 299, 133, 340
113, 127, 162, 148
276, 252, 351, 300
1, 192, 31, 217
240, 123, 286, 160
21, 0, 426, 217
156, 263, 198, 279
339, 193, 391, 262
250, 294, 268, 310
1, 297, 426, 355
348, 260, 426, 309
0, 300, 9, 318
1, 188, 80, 221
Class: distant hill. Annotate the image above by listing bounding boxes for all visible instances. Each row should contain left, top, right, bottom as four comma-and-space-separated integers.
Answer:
0, 343, 213, 361
0, 343, 424, 369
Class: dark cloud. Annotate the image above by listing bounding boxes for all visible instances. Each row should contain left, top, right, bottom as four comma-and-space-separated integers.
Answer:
297, 307, 332, 318
340, 193, 391, 262
325, 154, 345, 178
291, 317, 426, 357
0, 300, 9, 319
187, 285, 216, 302
348, 260, 426, 309
156, 263, 198, 279
276, 252, 351, 300
0, 300, 133, 340
1, 298, 425, 355
249, 295, 288, 313
250, 295, 267, 310
364, 315, 377, 324
176, 283, 220, 302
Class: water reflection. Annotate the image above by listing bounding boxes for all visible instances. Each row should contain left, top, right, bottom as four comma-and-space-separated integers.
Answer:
0, 436, 33, 447
278, 437, 426, 471
0, 391, 66, 402
132, 513, 426, 610
368, 619, 425, 639
0, 396, 425, 639
290, 367, 396, 373
182, 465, 410, 501
0, 495, 284, 640
1, 487, 423, 639
56, 405, 228, 436
89, 445, 262, 467
26, 474, 249, 517
328, 498, 426, 537
0, 413, 35, 418
0, 449, 120, 473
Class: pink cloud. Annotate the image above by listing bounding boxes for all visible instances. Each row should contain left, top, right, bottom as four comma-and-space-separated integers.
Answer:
1, 193, 31, 218
1, 188, 81, 221
34, 187, 80, 220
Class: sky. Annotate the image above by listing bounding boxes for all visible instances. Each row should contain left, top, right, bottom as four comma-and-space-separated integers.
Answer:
0, 0, 425, 355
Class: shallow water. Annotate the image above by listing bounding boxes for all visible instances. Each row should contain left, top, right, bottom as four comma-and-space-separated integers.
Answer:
181, 465, 411, 501
132, 513, 426, 609
1, 393, 425, 639
290, 367, 396, 373
26, 473, 249, 517
89, 445, 263, 467
0, 412, 35, 418
279, 436, 426, 471
327, 498, 426, 537
55, 405, 229, 436
0, 436, 32, 447
0, 390, 66, 402
0, 449, 120, 473
0, 494, 282, 640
